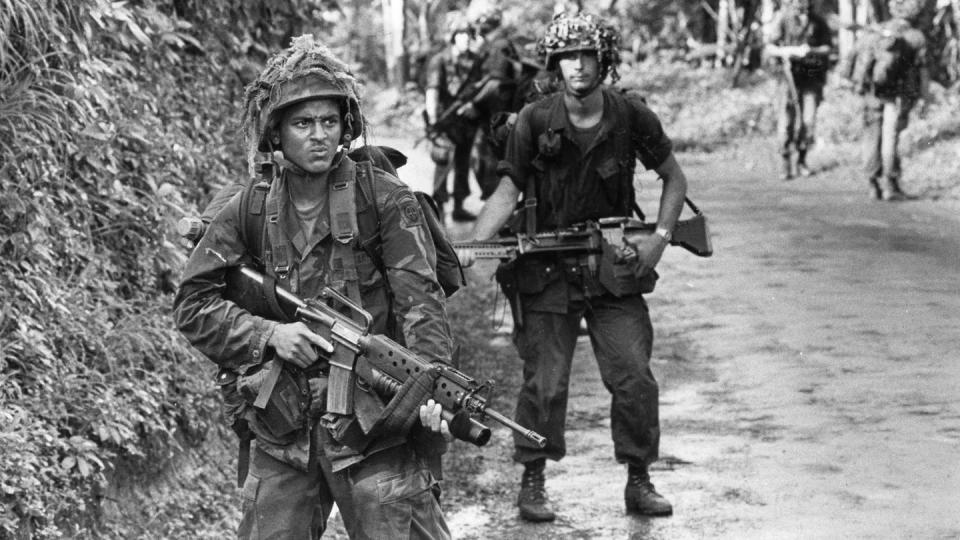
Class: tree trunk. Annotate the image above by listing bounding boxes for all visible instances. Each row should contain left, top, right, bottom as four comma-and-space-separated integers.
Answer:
838, 0, 855, 58
382, 0, 408, 88
716, 0, 731, 67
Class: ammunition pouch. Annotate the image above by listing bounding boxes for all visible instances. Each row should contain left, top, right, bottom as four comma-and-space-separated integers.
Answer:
238, 360, 311, 446
598, 239, 658, 297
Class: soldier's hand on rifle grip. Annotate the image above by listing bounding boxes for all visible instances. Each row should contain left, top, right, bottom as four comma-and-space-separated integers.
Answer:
267, 322, 334, 369
456, 102, 479, 120
419, 399, 453, 442
623, 233, 667, 279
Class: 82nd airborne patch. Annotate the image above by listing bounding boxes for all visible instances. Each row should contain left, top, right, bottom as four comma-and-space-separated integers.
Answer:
399, 195, 423, 228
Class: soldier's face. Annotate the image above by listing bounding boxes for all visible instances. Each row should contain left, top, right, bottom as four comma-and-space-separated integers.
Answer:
558, 51, 601, 94
278, 99, 343, 175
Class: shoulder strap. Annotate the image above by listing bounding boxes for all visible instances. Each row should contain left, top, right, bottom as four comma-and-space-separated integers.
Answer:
239, 179, 270, 268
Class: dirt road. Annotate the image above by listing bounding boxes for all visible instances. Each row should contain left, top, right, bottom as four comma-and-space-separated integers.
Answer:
363, 134, 960, 539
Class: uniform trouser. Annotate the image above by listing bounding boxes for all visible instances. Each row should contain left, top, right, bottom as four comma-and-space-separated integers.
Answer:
778, 84, 822, 157
511, 293, 660, 469
433, 126, 477, 207
238, 434, 450, 540
473, 130, 501, 200
862, 94, 915, 191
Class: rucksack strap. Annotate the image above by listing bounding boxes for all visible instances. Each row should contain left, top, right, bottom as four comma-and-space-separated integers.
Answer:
329, 159, 363, 314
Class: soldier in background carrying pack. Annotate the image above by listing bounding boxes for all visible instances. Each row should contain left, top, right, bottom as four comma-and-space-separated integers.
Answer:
424, 11, 483, 223
764, 0, 834, 180
173, 35, 455, 539
843, 0, 930, 201
459, 12, 689, 523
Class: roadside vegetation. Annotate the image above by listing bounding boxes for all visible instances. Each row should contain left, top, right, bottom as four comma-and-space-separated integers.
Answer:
1, 1, 957, 538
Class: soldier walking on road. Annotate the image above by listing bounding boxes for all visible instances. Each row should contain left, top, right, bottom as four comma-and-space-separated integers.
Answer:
174, 35, 455, 539
424, 12, 483, 222
458, 12, 689, 522
765, 0, 833, 180
844, 0, 931, 201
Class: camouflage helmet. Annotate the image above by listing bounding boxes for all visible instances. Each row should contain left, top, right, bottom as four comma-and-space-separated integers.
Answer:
536, 12, 622, 83
242, 35, 363, 171
445, 11, 474, 44
472, 7, 503, 34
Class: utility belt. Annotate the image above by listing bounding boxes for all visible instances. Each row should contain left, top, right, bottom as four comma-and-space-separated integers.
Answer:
496, 252, 657, 325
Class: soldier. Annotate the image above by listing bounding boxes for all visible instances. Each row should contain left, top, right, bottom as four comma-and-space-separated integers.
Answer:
424, 12, 483, 222
459, 12, 688, 522
468, 7, 522, 200
173, 35, 454, 539
765, 0, 833, 180
849, 0, 930, 201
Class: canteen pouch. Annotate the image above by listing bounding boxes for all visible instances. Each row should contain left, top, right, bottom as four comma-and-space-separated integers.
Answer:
238, 361, 310, 445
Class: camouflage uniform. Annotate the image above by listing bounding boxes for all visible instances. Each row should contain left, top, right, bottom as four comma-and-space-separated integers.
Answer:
173, 36, 453, 540
767, 5, 833, 174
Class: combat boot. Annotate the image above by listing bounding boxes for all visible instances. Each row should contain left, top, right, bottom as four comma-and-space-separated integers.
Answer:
624, 466, 673, 516
780, 154, 794, 181
881, 176, 907, 202
451, 202, 476, 222
796, 151, 812, 177
517, 459, 556, 522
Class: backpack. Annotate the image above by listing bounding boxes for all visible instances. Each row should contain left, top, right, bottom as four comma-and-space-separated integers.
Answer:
850, 19, 913, 90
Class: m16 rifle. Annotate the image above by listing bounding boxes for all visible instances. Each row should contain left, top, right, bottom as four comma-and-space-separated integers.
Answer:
229, 265, 547, 449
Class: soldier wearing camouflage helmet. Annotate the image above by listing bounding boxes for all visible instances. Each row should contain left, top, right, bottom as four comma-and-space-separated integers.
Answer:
765, 0, 834, 179
174, 35, 455, 539
459, 11, 689, 522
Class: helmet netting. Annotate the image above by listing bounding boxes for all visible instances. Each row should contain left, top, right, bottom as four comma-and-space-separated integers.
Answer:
536, 12, 622, 83
242, 35, 363, 174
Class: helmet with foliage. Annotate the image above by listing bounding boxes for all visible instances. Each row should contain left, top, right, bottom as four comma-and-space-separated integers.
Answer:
888, 0, 928, 21
445, 11, 475, 44
472, 7, 503, 34
536, 12, 622, 83
242, 35, 363, 171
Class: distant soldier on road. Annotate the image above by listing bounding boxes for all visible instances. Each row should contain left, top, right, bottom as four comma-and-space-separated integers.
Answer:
424, 12, 483, 222
459, 12, 689, 523
765, 0, 833, 180
844, 0, 931, 201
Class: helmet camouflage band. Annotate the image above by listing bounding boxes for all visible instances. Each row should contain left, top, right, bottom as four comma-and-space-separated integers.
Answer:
536, 12, 622, 83
242, 35, 363, 172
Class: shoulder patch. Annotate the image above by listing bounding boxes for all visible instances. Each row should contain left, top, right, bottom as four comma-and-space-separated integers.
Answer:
399, 195, 423, 228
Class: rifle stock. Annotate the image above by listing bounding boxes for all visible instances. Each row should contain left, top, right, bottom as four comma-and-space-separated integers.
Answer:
232, 266, 546, 449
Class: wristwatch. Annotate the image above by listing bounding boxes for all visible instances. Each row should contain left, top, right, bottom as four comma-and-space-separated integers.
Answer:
654, 227, 672, 244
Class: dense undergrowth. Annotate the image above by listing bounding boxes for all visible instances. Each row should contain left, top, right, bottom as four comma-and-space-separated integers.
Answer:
2, 1, 959, 538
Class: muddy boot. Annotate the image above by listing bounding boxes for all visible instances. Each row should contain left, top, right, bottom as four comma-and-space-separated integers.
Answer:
517, 459, 556, 522
780, 154, 794, 181
796, 150, 812, 177
624, 466, 673, 516
881, 177, 907, 202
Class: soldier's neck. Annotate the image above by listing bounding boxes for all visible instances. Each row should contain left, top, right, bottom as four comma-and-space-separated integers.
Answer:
564, 87, 604, 129
286, 169, 330, 206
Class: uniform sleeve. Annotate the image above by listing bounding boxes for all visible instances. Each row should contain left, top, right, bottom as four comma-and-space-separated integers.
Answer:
172, 193, 279, 372
376, 181, 454, 365
628, 98, 674, 170
496, 103, 537, 192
